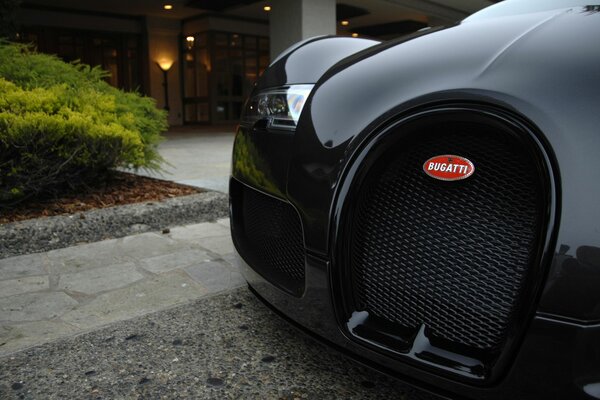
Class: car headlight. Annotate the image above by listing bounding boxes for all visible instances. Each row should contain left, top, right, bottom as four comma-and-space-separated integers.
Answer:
241, 85, 314, 131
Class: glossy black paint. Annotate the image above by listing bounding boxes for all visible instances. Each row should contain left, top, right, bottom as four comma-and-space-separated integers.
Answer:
231, 125, 293, 198
540, 245, 600, 322
230, 4, 600, 399
232, 36, 379, 198
257, 36, 379, 91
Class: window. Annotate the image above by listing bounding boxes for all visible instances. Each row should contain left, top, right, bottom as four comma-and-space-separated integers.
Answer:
183, 31, 270, 124
19, 28, 143, 92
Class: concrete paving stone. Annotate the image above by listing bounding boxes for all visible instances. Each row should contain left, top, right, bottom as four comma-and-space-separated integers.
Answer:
46, 238, 131, 274
220, 252, 237, 266
197, 235, 235, 256
0, 292, 78, 322
0, 320, 79, 356
184, 261, 245, 293
57, 262, 144, 295
0, 253, 47, 280
61, 271, 208, 330
216, 217, 230, 228
0, 276, 49, 298
168, 222, 230, 243
139, 249, 211, 274
116, 232, 191, 259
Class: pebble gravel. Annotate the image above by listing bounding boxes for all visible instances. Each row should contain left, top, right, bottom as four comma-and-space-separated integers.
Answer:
0, 288, 440, 400
0, 192, 228, 259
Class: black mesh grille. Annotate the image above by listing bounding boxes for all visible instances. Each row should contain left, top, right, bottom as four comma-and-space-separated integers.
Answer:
238, 186, 305, 294
350, 124, 543, 351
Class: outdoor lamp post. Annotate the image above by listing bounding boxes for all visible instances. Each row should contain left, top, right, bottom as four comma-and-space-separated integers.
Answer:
157, 60, 174, 111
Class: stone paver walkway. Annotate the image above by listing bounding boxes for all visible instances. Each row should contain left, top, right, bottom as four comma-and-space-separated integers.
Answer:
0, 219, 240, 356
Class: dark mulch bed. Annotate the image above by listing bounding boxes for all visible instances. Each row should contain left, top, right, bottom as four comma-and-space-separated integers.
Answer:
0, 171, 202, 224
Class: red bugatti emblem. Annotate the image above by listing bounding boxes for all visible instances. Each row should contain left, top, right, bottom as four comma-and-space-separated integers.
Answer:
423, 155, 475, 181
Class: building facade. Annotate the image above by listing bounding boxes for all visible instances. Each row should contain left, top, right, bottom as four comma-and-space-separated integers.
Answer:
15, 0, 496, 127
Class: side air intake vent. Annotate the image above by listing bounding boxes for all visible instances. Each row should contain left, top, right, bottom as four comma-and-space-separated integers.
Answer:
231, 182, 306, 296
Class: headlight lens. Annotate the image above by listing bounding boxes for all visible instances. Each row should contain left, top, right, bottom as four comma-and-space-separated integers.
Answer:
241, 84, 314, 130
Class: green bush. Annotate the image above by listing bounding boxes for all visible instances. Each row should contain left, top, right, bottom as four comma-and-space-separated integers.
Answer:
0, 42, 167, 205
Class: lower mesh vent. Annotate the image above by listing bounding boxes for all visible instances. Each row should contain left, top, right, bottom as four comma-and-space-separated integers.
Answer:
236, 185, 305, 295
349, 124, 544, 351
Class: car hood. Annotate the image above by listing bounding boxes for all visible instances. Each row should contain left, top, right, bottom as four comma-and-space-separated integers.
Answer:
307, 6, 600, 147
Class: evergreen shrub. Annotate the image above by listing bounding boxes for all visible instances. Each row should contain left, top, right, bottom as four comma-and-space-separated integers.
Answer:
0, 42, 167, 204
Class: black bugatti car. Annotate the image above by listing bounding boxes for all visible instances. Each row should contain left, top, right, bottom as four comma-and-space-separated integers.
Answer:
229, 0, 600, 398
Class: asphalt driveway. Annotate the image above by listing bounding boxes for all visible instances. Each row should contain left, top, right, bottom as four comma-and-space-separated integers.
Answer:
0, 288, 438, 400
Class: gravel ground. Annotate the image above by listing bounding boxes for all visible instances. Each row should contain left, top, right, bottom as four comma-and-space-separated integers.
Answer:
0, 288, 439, 400
0, 192, 228, 259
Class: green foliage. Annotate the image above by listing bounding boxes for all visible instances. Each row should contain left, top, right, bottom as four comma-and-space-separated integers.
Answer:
0, 41, 168, 205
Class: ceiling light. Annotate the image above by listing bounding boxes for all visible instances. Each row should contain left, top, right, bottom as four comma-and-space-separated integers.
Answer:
351, 33, 359, 38
163, 4, 173, 10
341, 20, 349, 26
263, 5, 271, 12
186, 36, 195, 49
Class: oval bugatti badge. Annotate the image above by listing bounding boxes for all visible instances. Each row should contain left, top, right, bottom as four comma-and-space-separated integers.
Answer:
423, 155, 475, 181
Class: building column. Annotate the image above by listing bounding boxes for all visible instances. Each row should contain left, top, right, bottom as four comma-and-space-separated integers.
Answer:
269, 0, 336, 60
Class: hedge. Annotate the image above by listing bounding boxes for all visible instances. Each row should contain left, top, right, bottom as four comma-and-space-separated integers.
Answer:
0, 42, 168, 205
